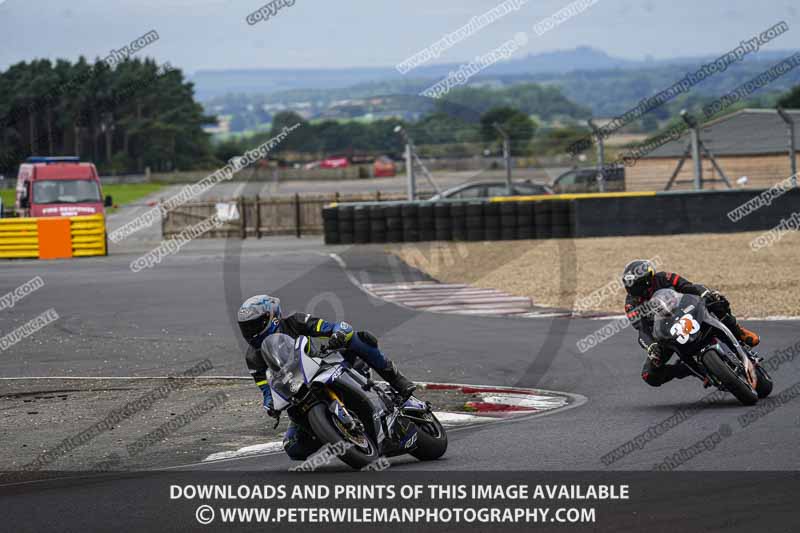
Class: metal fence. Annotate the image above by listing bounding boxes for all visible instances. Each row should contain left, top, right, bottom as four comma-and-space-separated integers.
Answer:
161, 192, 407, 239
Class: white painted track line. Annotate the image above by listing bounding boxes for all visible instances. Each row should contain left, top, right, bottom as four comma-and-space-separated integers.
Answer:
361, 281, 535, 317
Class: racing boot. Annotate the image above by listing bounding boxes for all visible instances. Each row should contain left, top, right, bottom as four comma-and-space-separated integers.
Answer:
735, 325, 760, 347
376, 362, 416, 401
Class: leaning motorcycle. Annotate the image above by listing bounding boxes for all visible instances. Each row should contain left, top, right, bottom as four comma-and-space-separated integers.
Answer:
650, 288, 773, 406
262, 333, 447, 469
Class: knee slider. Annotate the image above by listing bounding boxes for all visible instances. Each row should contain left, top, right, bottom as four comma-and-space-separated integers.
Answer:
642, 371, 662, 387
283, 431, 311, 460
284, 442, 309, 461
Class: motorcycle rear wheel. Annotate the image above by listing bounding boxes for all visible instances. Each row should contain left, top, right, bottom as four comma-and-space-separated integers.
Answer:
702, 350, 758, 406
307, 403, 381, 470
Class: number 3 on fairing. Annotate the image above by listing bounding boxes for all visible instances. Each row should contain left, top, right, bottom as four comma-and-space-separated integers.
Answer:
670, 313, 700, 344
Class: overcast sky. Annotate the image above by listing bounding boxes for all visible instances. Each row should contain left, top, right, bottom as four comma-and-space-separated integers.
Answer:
1, 0, 799, 73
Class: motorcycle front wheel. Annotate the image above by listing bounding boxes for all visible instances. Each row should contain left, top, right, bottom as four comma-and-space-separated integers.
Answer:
755, 365, 774, 398
409, 412, 448, 461
307, 403, 381, 470
702, 350, 758, 406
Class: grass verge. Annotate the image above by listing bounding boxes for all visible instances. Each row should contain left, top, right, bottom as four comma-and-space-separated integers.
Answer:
102, 183, 165, 212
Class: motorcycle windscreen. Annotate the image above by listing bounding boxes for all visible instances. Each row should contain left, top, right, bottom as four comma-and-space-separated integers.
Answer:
262, 333, 305, 400
261, 333, 296, 370
652, 289, 704, 345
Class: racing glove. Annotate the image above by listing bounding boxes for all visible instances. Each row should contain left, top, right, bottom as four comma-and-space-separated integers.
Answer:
326, 322, 353, 350
259, 383, 278, 418
646, 343, 663, 367
701, 289, 723, 303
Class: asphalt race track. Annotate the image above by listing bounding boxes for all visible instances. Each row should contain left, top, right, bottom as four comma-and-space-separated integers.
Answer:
2, 239, 799, 531
2, 239, 799, 471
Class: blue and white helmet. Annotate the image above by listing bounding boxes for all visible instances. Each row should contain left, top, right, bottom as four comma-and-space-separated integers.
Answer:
237, 295, 281, 346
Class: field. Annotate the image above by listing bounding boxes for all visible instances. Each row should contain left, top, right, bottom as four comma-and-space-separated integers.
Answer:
0, 187, 14, 208
102, 183, 165, 211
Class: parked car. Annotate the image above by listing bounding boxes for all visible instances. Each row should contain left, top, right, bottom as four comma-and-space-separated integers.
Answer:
429, 180, 553, 201
320, 156, 349, 169
372, 156, 396, 177
550, 166, 625, 194
15, 157, 112, 218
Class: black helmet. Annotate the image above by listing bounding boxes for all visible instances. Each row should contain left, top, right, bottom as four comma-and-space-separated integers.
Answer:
622, 259, 655, 298
237, 295, 281, 346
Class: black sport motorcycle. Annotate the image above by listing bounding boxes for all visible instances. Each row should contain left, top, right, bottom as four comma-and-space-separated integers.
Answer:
650, 288, 773, 405
262, 333, 448, 469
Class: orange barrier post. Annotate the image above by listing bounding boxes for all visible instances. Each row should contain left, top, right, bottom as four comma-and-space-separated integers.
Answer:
37, 218, 73, 259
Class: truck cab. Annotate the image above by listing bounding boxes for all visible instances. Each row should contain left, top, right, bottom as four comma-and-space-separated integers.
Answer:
15, 157, 112, 218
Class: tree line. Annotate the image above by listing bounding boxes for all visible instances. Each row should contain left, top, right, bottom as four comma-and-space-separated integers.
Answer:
0, 57, 217, 175
214, 105, 549, 163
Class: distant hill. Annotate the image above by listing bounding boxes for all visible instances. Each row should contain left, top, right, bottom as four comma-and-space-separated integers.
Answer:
190, 46, 800, 102
195, 46, 800, 134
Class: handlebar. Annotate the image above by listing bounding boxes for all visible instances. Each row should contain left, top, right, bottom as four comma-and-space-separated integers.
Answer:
319, 344, 347, 356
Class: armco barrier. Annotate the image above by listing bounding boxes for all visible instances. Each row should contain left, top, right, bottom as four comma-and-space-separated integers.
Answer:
321, 189, 800, 244
0, 214, 107, 259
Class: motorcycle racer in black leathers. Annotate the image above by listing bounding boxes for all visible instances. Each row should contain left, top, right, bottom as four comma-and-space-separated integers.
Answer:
237, 294, 415, 460
622, 259, 760, 388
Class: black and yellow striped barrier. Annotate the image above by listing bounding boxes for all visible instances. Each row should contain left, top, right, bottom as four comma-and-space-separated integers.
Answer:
0, 214, 107, 259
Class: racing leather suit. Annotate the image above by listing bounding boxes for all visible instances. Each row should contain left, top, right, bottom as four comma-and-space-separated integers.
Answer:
245, 312, 395, 460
